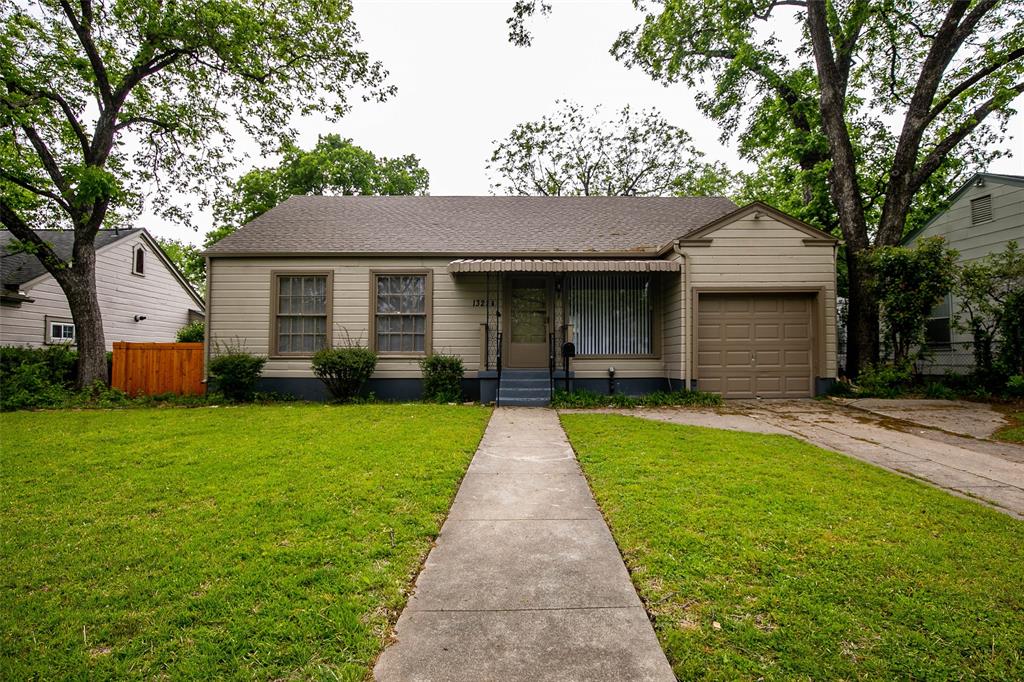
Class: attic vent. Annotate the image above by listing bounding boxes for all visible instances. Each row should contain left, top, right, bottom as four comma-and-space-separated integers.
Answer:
971, 194, 993, 225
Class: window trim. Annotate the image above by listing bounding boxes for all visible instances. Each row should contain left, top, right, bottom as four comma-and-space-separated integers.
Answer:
369, 268, 433, 358
563, 273, 661, 360
132, 245, 146, 276
45, 315, 76, 345
268, 270, 334, 358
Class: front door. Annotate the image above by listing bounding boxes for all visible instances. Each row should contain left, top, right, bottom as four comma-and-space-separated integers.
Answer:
506, 277, 550, 368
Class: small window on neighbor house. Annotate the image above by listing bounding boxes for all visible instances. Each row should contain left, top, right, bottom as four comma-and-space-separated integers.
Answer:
924, 296, 952, 348
48, 320, 76, 344
970, 195, 993, 225
132, 246, 145, 275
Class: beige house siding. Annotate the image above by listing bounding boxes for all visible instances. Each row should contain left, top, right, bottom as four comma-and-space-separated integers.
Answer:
905, 180, 1024, 361
1, 235, 201, 349
206, 212, 838, 388
661, 254, 684, 384
208, 257, 488, 380
678, 216, 838, 381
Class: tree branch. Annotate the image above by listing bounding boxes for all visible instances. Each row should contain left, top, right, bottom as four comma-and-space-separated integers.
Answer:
0, 168, 71, 211
0, 198, 71, 278
58, 0, 112, 107
753, 1, 807, 21
20, 123, 72, 201
912, 80, 1024, 191
6, 82, 91, 157
113, 115, 177, 133
925, 46, 1024, 127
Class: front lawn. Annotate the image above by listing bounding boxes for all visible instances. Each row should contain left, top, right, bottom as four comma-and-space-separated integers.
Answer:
561, 413, 1024, 681
1, 404, 491, 680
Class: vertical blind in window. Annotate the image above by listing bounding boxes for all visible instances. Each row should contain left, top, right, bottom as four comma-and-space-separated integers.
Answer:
375, 274, 427, 353
276, 275, 327, 353
567, 274, 653, 355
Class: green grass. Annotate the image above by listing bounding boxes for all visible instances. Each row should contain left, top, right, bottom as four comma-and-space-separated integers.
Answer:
560, 413, 1024, 681
994, 411, 1024, 443
1, 404, 491, 680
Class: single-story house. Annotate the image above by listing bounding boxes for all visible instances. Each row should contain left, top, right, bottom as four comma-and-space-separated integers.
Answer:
205, 196, 838, 404
903, 172, 1024, 373
1, 228, 205, 349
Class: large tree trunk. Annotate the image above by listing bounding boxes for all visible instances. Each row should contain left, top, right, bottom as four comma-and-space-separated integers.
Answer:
844, 245, 878, 377
62, 248, 109, 389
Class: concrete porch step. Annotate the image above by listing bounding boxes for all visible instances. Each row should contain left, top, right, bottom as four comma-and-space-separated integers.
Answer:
500, 369, 550, 380
499, 396, 552, 407
500, 378, 552, 389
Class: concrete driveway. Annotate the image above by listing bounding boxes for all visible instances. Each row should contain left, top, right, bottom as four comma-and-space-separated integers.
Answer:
576, 399, 1024, 519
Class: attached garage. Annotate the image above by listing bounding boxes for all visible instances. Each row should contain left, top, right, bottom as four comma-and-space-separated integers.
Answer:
696, 292, 817, 399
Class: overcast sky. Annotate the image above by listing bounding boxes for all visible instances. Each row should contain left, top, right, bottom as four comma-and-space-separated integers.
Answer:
147, 0, 1024, 245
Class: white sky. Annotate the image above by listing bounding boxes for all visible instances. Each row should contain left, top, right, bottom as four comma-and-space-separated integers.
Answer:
145, 0, 1024, 245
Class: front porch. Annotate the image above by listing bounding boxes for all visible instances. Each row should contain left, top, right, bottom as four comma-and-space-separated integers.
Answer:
448, 259, 682, 406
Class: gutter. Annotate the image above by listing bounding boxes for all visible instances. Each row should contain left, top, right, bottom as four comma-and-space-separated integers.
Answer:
203, 255, 211, 383
673, 243, 690, 389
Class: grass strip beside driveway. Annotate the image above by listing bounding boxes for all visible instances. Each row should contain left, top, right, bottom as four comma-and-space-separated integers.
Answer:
561, 413, 1024, 681
1, 404, 491, 680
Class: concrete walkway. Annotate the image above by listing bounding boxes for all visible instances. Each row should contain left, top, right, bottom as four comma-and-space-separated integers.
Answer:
375, 408, 674, 681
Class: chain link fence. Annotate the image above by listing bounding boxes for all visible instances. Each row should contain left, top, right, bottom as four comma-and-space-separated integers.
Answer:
838, 340, 979, 378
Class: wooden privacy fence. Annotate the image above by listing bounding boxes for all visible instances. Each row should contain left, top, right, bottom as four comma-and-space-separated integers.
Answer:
111, 342, 206, 396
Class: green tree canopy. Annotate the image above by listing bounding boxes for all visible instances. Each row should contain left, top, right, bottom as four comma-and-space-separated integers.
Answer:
1, 0, 390, 386
156, 238, 205, 294
212, 134, 429, 231
510, 1, 1024, 376
487, 100, 734, 197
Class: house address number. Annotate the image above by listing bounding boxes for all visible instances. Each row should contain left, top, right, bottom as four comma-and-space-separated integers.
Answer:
472, 299, 496, 307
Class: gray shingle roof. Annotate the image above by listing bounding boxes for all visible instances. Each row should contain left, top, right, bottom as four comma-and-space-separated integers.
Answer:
204, 195, 740, 256
1, 229, 141, 287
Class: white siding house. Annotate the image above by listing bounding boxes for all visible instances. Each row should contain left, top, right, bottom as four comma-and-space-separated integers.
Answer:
1, 229, 205, 349
903, 173, 1024, 373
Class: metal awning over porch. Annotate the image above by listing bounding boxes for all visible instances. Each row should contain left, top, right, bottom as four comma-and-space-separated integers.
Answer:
447, 258, 680, 274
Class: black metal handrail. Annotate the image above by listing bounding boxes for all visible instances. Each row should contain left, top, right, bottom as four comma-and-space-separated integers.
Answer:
549, 331, 556, 395
495, 330, 503, 406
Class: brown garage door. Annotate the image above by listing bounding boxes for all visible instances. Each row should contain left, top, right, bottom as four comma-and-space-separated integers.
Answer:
697, 293, 814, 399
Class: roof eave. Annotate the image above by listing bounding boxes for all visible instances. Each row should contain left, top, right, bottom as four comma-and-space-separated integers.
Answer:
205, 248, 668, 259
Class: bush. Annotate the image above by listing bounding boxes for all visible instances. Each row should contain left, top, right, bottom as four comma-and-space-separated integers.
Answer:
420, 354, 464, 402
853, 362, 914, 398
922, 381, 958, 401
550, 388, 723, 409
208, 352, 266, 401
311, 346, 377, 401
176, 321, 205, 342
640, 389, 724, 407
825, 379, 855, 397
0, 363, 72, 411
1006, 375, 1024, 399
0, 345, 78, 385
0, 345, 79, 411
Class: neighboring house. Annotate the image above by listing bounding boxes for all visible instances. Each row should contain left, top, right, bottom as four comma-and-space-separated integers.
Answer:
1, 229, 205, 349
903, 172, 1024, 373
205, 196, 838, 404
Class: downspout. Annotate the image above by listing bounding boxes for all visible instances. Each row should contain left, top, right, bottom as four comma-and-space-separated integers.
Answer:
673, 243, 690, 390
203, 255, 211, 384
